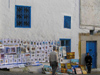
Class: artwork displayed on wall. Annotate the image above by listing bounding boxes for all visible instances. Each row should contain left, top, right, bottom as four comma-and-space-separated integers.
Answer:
5, 47, 10, 54
0, 40, 3, 44
20, 54, 25, 58
0, 39, 61, 68
0, 54, 4, 59
59, 53, 62, 58
17, 58, 21, 63
60, 58, 63, 63
0, 59, 4, 65
22, 58, 26, 63
31, 46, 35, 52
13, 59, 17, 63
26, 46, 30, 53
13, 55, 17, 59
0, 48, 4, 54
62, 46, 66, 56
16, 47, 21, 54
30, 58, 34, 62
59, 47, 63, 53
8, 55, 13, 59
9, 59, 13, 64
4, 59, 8, 64
10, 47, 16, 53
4, 55, 8, 59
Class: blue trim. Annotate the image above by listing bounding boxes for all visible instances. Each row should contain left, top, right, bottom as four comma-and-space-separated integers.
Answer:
64, 16, 71, 29
15, 5, 31, 28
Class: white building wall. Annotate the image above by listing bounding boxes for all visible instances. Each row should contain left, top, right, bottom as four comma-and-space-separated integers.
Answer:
0, 0, 79, 59
80, 0, 100, 32
81, 0, 100, 26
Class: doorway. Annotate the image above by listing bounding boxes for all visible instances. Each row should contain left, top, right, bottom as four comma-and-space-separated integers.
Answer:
86, 41, 97, 68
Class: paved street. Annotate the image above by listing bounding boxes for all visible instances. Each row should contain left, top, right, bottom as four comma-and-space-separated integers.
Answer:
0, 71, 100, 75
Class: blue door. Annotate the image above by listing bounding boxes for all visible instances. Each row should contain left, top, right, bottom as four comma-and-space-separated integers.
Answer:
86, 41, 97, 68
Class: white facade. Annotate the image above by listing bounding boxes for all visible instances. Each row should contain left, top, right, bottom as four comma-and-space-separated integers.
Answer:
80, 0, 100, 31
0, 0, 80, 59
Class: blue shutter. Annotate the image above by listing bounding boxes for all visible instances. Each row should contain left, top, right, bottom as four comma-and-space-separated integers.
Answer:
15, 5, 31, 28
23, 6, 31, 28
66, 39, 71, 52
64, 16, 71, 29
15, 6, 23, 27
60, 39, 71, 52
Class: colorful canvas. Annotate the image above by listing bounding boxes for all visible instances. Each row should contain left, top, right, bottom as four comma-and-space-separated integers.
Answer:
17, 58, 21, 63
67, 63, 71, 69
16, 47, 21, 54
4, 59, 8, 64
8, 59, 13, 64
10, 47, 16, 53
80, 65, 86, 70
22, 58, 26, 63
26, 46, 30, 53
67, 52, 75, 59
13, 55, 17, 59
8, 55, 13, 59
13, 59, 17, 63
5, 47, 10, 53
67, 69, 73, 74
0, 40, 3, 44
75, 68, 82, 74
82, 70, 87, 74
0, 54, 4, 59
0, 59, 4, 65
71, 59, 79, 65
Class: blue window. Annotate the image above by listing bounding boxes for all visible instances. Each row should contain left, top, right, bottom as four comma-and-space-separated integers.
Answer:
60, 39, 71, 52
64, 16, 71, 29
15, 5, 31, 28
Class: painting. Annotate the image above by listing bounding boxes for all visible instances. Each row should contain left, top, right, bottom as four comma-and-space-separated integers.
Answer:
13, 59, 17, 63
21, 54, 25, 58
10, 47, 16, 53
5, 59, 8, 64
13, 55, 17, 59
8, 55, 13, 59
0, 54, 4, 59
31, 46, 35, 52
22, 58, 26, 63
0, 48, 4, 54
26, 46, 30, 53
5, 47, 10, 53
16, 47, 21, 54
0, 59, 4, 65
9, 59, 13, 64
17, 58, 21, 63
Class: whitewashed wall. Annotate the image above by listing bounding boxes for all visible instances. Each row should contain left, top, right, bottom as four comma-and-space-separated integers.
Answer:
80, 0, 100, 26
0, 0, 79, 59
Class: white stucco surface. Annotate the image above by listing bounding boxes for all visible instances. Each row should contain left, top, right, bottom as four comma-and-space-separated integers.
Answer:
0, 0, 79, 58
80, 0, 100, 26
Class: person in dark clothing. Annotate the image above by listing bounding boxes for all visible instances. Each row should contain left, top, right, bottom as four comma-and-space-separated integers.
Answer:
85, 53, 92, 73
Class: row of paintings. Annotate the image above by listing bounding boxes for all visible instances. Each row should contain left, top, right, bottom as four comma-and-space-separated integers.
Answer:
0, 39, 61, 46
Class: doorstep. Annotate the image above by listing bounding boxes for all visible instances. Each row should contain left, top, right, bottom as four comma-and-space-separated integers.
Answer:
92, 68, 100, 72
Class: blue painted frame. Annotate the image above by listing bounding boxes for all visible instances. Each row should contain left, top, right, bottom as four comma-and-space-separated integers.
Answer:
60, 38, 71, 52
15, 5, 31, 28
64, 16, 71, 29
